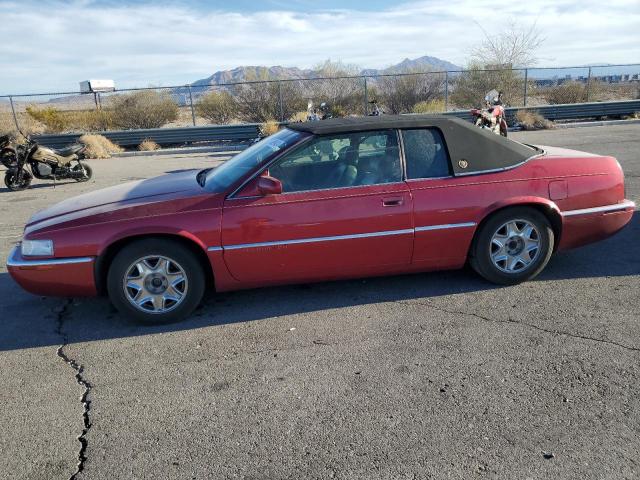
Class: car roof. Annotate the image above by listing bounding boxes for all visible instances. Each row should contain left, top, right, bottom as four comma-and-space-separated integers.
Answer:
287, 114, 541, 176
287, 114, 455, 135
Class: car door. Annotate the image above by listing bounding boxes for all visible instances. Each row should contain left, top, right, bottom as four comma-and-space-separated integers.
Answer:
220, 129, 414, 284
401, 128, 478, 270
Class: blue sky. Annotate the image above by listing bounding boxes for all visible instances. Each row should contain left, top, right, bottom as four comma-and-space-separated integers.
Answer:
0, 0, 638, 94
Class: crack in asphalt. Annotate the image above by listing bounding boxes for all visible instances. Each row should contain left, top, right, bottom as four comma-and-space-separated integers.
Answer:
54, 299, 92, 480
397, 300, 640, 353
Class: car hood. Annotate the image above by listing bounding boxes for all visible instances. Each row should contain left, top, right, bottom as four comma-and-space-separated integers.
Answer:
27, 170, 203, 227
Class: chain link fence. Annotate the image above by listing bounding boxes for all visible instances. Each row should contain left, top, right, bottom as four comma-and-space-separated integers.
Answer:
1, 64, 638, 137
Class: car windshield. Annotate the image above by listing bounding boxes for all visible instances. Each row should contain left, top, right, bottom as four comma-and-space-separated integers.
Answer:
204, 128, 304, 192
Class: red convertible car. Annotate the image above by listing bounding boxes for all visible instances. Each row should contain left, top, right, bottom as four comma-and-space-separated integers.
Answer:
7, 116, 635, 323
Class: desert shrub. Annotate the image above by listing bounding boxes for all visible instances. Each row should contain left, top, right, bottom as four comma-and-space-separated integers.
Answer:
138, 138, 160, 151
259, 120, 280, 137
378, 71, 445, 114
451, 65, 527, 108
412, 99, 446, 114
234, 81, 306, 123
25, 106, 112, 133
544, 81, 587, 104
79, 134, 123, 159
288, 111, 308, 123
109, 90, 179, 129
195, 90, 237, 125
25, 106, 67, 132
516, 110, 554, 130
544, 80, 611, 104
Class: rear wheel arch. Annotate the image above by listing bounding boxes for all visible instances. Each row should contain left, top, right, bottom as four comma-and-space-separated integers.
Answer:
470, 202, 562, 257
95, 233, 215, 295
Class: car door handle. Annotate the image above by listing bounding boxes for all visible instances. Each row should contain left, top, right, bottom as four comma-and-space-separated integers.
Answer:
382, 197, 404, 207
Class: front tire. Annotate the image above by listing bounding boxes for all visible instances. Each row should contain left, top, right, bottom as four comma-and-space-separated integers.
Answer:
470, 208, 554, 285
107, 239, 206, 324
4, 170, 32, 191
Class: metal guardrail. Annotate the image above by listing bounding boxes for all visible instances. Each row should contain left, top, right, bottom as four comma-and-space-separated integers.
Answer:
34, 100, 640, 150
443, 99, 640, 124
34, 124, 261, 149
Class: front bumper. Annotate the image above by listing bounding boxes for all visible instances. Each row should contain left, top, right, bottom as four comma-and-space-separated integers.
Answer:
558, 200, 635, 250
7, 246, 97, 297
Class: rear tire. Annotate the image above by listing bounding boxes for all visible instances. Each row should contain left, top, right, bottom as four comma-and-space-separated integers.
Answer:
74, 163, 92, 182
470, 207, 554, 285
107, 238, 206, 324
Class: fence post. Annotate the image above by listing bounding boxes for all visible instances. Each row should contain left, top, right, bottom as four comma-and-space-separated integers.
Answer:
363, 77, 368, 115
278, 82, 284, 121
8, 96, 20, 131
586, 66, 592, 102
444, 71, 449, 112
523, 69, 528, 107
187, 86, 196, 126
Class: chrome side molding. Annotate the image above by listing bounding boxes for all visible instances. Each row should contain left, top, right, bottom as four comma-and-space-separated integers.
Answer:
208, 223, 476, 252
561, 200, 636, 217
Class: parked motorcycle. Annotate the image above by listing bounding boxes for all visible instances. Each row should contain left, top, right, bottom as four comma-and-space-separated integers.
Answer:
306, 101, 332, 121
471, 89, 508, 137
368, 99, 383, 116
4, 136, 92, 191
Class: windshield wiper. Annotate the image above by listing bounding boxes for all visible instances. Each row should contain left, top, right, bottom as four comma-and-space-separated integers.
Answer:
196, 168, 212, 187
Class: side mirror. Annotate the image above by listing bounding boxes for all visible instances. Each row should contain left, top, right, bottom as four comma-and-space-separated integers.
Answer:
257, 175, 282, 196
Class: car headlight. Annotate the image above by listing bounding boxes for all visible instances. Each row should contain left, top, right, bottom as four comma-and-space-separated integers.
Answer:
21, 239, 54, 257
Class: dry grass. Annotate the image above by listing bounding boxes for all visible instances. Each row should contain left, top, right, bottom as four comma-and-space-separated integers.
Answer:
288, 111, 308, 123
79, 134, 124, 159
138, 138, 160, 151
516, 110, 554, 130
0, 110, 45, 140
259, 120, 280, 137
412, 99, 446, 114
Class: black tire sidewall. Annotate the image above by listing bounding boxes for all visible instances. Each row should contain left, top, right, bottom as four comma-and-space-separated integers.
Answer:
107, 238, 206, 324
471, 208, 554, 285
4, 170, 32, 191
74, 163, 92, 182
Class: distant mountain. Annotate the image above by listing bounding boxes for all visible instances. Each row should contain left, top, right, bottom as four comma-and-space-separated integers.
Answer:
191, 55, 461, 86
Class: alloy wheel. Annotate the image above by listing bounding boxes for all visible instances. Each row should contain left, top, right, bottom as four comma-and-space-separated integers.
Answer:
489, 219, 540, 273
122, 256, 188, 314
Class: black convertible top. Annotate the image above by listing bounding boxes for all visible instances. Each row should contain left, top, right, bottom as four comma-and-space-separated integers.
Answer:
288, 115, 540, 175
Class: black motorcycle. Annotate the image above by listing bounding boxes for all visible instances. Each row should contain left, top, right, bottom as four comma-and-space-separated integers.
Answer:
3, 136, 92, 191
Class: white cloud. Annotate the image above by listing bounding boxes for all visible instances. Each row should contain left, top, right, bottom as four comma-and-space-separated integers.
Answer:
0, 0, 638, 93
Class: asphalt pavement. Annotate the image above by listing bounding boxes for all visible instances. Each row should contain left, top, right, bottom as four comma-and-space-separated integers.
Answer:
0, 124, 638, 480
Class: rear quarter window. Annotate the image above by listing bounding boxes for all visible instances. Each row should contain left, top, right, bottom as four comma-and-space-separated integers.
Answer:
402, 128, 451, 179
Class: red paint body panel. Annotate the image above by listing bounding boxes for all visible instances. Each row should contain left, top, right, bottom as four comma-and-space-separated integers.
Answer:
8, 248, 97, 297
7, 143, 635, 298
559, 209, 634, 250
221, 183, 413, 284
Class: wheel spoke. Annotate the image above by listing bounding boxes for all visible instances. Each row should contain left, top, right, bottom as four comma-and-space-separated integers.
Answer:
154, 258, 169, 274
507, 256, 521, 271
126, 279, 144, 291
151, 294, 164, 311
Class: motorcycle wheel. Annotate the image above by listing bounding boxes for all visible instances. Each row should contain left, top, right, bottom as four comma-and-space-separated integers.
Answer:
4, 170, 32, 191
73, 163, 93, 182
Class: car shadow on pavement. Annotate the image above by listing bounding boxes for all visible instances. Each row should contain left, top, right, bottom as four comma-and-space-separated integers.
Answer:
0, 213, 637, 352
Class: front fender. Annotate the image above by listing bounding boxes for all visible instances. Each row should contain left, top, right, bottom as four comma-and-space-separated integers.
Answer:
96, 225, 209, 256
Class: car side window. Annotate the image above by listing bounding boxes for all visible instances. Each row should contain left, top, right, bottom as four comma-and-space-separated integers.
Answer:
269, 130, 401, 193
401, 128, 451, 179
